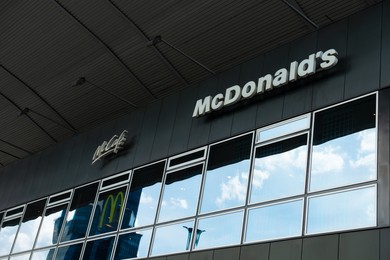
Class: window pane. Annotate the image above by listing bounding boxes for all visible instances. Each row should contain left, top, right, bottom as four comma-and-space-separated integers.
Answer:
12, 199, 46, 253
89, 186, 127, 236
9, 253, 30, 260
35, 203, 68, 248
258, 116, 309, 142
30, 248, 55, 260
56, 243, 83, 260
0, 218, 21, 256
310, 95, 376, 191
245, 199, 303, 243
250, 134, 307, 203
82, 236, 115, 260
195, 211, 243, 250
306, 186, 376, 234
201, 134, 252, 213
114, 229, 152, 259
158, 165, 203, 222
121, 162, 165, 229
151, 220, 194, 256
61, 183, 99, 242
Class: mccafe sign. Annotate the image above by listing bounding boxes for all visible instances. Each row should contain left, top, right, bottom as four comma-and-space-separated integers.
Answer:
192, 49, 338, 117
92, 130, 128, 165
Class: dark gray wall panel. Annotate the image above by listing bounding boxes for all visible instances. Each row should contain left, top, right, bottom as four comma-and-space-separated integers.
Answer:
166, 253, 189, 260
188, 77, 217, 149
313, 19, 348, 110
269, 239, 302, 260
382, 1, 390, 88
115, 108, 145, 173
240, 243, 269, 260
302, 235, 338, 260
339, 230, 379, 260
133, 100, 162, 167
2, 161, 24, 209
344, 5, 381, 99
151, 94, 179, 161
231, 55, 264, 135
188, 251, 213, 260
256, 94, 284, 129
380, 228, 390, 260
208, 66, 240, 143
168, 85, 199, 156
213, 247, 240, 260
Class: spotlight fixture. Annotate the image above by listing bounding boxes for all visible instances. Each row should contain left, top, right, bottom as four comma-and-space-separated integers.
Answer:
72, 77, 137, 108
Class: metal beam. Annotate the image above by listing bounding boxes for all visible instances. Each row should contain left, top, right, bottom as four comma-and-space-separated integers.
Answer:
0, 91, 57, 143
0, 149, 21, 159
107, 0, 189, 87
282, 0, 319, 30
0, 139, 32, 155
0, 65, 77, 133
52, 0, 157, 99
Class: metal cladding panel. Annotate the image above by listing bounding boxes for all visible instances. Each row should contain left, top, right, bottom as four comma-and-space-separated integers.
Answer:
339, 230, 380, 260
344, 4, 382, 99
302, 235, 339, 260
151, 94, 179, 161
188, 251, 213, 260
269, 239, 302, 260
382, 0, 390, 88
312, 19, 348, 110
380, 228, 390, 259
208, 66, 240, 143
166, 254, 189, 260
213, 247, 240, 260
240, 243, 270, 260
231, 55, 264, 136
168, 85, 199, 155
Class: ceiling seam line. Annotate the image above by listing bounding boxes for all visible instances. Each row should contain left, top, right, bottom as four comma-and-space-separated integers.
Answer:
0, 91, 58, 143
282, 0, 319, 30
0, 149, 21, 159
52, 0, 157, 100
0, 65, 78, 133
107, 0, 190, 87
0, 139, 32, 155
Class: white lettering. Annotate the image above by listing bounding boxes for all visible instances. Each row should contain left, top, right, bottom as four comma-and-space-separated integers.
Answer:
258, 74, 273, 93
212, 93, 224, 110
298, 54, 316, 77
289, 61, 298, 81
192, 96, 212, 117
320, 49, 338, 69
92, 130, 128, 165
224, 85, 241, 106
241, 81, 257, 98
273, 68, 288, 87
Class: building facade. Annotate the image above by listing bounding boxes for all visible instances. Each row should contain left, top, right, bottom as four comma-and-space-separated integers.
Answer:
0, 1, 390, 260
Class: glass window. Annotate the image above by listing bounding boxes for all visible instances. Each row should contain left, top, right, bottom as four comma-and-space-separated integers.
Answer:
56, 243, 83, 260
258, 115, 310, 142
89, 186, 127, 236
0, 218, 21, 256
201, 134, 252, 213
30, 248, 55, 260
114, 229, 152, 259
12, 199, 46, 253
306, 185, 376, 234
195, 211, 244, 250
250, 134, 308, 203
121, 162, 165, 229
158, 164, 203, 223
310, 95, 377, 191
35, 203, 68, 248
82, 236, 115, 260
151, 220, 194, 256
9, 253, 30, 260
245, 199, 303, 243
61, 183, 99, 242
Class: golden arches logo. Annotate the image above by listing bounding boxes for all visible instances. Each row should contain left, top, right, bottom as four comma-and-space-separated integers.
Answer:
98, 191, 124, 229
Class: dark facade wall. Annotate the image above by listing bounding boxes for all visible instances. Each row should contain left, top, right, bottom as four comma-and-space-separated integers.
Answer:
0, 2, 389, 211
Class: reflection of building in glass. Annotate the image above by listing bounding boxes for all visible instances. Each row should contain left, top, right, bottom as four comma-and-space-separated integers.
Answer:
121, 189, 142, 228
115, 232, 143, 259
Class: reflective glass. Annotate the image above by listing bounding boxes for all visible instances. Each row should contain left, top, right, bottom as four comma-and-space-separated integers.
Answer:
195, 211, 244, 250
151, 220, 194, 256
201, 134, 252, 213
250, 134, 308, 203
61, 183, 99, 242
306, 186, 376, 234
245, 199, 303, 242
82, 236, 115, 260
121, 162, 165, 229
35, 203, 68, 248
114, 229, 152, 259
12, 199, 46, 253
0, 218, 21, 256
310, 95, 376, 191
9, 253, 30, 260
56, 243, 83, 260
30, 248, 55, 260
158, 165, 203, 222
89, 186, 127, 236
258, 116, 309, 142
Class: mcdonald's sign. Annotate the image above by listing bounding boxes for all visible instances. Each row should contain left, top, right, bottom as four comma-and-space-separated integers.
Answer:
98, 191, 125, 230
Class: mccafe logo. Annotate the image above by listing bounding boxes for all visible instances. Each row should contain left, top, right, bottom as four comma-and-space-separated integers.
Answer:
92, 130, 128, 165
192, 49, 338, 117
